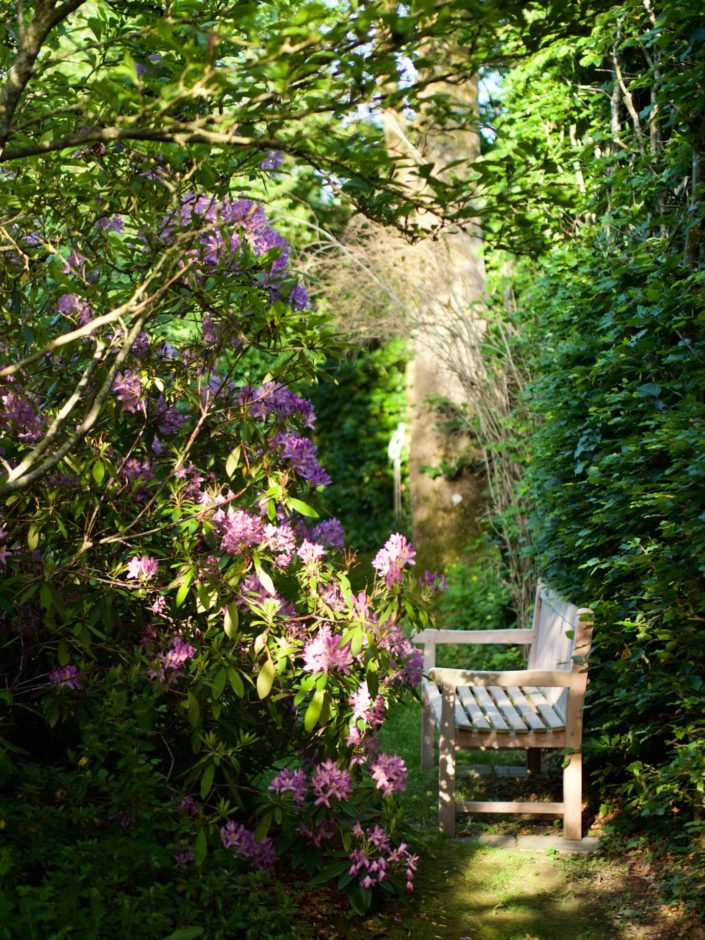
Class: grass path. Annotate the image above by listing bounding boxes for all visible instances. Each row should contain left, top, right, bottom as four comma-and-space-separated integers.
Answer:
298, 702, 697, 940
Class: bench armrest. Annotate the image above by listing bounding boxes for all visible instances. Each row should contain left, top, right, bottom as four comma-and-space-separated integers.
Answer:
414, 628, 533, 646
428, 666, 573, 688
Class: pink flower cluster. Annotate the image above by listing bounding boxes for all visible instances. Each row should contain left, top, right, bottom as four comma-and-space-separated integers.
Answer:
126, 554, 159, 582
268, 767, 307, 803
49, 664, 83, 690
348, 683, 387, 728
369, 752, 407, 797
311, 759, 353, 807
302, 624, 353, 675
371, 532, 416, 587
348, 823, 418, 892
220, 820, 276, 870
113, 370, 144, 413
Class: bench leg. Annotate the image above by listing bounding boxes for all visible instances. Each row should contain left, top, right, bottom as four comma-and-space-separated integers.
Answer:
439, 687, 456, 835
527, 748, 541, 777
421, 701, 436, 769
563, 751, 582, 840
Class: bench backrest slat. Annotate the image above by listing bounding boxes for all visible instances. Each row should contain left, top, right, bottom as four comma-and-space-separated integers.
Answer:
528, 584, 582, 721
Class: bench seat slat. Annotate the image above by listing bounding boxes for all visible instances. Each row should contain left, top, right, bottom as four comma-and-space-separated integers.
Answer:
505, 686, 548, 731
471, 684, 510, 731
488, 685, 529, 732
457, 685, 491, 730
523, 686, 565, 730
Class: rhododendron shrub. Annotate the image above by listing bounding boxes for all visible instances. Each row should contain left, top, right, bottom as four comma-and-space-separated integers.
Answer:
0, 176, 432, 913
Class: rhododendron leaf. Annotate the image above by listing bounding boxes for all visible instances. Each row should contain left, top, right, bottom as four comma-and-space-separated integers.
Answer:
92, 461, 105, 486
200, 763, 215, 799
287, 497, 319, 519
223, 602, 239, 638
187, 692, 200, 728
225, 446, 240, 478
256, 659, 276, 700
228, 668, 244, 697
27, 526, 39, 550
366, 661, 379, 699
194, 830, 208, 868
254, 632, 267, 655
212, 668, 227, 701
57, 640, 69, 667
310, 859, 350, 886
315, 673, 328, 691
39, 584, 52, 611
175, 573, 194, 608
253, 560, 275, 596
165, 928, 204, 940
304, 688, 326, 731
255, 810, 272, 841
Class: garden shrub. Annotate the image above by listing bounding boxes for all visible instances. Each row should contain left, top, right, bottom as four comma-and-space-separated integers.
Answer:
0, 180, 433, 933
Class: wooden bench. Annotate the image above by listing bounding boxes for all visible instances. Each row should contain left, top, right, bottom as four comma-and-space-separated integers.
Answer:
415, 583, 593, 840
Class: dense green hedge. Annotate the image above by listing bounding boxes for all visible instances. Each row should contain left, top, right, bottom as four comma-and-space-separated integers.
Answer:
308, 339, 409, 552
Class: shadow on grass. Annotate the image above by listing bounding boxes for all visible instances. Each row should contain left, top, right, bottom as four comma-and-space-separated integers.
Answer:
299, 700, 695, 940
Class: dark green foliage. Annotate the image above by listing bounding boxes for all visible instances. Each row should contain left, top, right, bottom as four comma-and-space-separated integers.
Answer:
309, 339, 409, 550
500, 0, 705, 827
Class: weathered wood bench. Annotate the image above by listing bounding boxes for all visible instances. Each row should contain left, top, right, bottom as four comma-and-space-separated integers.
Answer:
415, 583, 593, 840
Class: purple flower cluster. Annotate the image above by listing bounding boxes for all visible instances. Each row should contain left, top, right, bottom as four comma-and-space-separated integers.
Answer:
369, 753, 407, 797
49, 664, 83, 690
260, 150, 284, 172
220, 820, 276, 870
418, 569, 448, 592
216, 507, 265, 554
0, 384, 45, 442
57, 292, 93, 324
161, 635, 196, 673
126, 555, 159, 582
95, 214, 124, 233
272, 433, 331, 487
0, 526, 11, 569
348, 823, 418, 892
264, 522, 296, 568
268, 767, 307, 803
239, 382, 316, 429
302, 624, 353, 675
161, 193, 309, 311
311, 759, 352, 807
308, 518, 345, 552
371, 532, 416, 587
113, 370, 144, 413
349, 683, 387, 729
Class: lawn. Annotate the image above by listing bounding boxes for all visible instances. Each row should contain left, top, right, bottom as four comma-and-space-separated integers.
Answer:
295, 700, 700, 940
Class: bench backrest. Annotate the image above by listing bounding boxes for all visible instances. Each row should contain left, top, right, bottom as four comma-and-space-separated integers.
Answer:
528, 583, 589, 721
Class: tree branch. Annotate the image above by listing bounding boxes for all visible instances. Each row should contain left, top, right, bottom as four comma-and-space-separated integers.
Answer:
0, 0, 88, 156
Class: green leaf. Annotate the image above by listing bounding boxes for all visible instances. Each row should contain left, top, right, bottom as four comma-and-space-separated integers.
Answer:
200, 763, 215, 799
176, 572, 193, 608
165, 930, 204, 940
212, 667, 227, 700
287, 497, 319, 518
27, 525, 39, 550
256, 659, 276, 699
228, 668, 244, 697
194, 829, 208, 868
304, 689, 326, 731
366, 661, 379, 699
39, 583, 52, 610
187, 691, 200, 728
225, 446, 241, 478
92, 460, 105, 486
57, 639, 70, 667
253, 560, 275, 596
255, 810, 272, 841
224, 602, 239, 638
